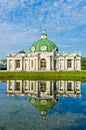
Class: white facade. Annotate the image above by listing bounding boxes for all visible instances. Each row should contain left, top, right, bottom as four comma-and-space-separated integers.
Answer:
7, 31, 81, 71
7, 80, 81, 97
7, 52, 81, 71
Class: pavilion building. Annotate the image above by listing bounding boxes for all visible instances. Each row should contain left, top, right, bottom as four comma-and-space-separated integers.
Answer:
7, 30, 81, 71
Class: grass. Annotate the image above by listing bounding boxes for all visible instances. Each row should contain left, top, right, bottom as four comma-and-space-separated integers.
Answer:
0, 70, 86, 81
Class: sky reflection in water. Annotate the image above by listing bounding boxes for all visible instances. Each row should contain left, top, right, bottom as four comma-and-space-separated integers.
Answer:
0, 80, 86, 130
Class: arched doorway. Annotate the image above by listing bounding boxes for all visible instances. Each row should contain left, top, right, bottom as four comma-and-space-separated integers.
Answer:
40, 58, 46, 70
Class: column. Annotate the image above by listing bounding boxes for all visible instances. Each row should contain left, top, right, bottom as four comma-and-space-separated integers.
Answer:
65, 59, 67, 70
47, 56, 50, 70
28, 59, 30, 70
34, 59, 36, 70
52, 56, 54, 70
36, 57, 38, 71
7, 59, 10, 71
13, 59, 16, 71
72, 58, 74, 70
20, 58, 23, 71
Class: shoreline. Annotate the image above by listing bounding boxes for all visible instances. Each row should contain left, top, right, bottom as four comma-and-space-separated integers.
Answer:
0, 71, 86, 81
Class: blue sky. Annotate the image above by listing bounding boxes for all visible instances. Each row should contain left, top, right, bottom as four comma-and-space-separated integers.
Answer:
0, 0, 86, 59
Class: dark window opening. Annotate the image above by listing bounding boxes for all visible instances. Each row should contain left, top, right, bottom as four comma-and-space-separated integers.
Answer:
40, 59, 46, 69
67, 59, 72, 68
15, 82, 20, 90
16, 60, 20, 68
67, 82, 72, 91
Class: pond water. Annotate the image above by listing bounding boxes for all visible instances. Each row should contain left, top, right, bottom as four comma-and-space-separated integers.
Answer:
0, 80, 86, 130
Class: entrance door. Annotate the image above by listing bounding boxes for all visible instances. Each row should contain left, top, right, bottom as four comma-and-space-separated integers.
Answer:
40, 58, 46, 70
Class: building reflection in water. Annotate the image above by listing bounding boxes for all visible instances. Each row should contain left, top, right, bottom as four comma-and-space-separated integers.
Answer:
7, 80, 81, 120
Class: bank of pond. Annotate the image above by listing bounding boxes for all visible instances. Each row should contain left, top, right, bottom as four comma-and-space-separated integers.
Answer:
0, 71, 86, 81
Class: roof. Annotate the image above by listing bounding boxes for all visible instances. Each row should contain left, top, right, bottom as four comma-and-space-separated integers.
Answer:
29, 31, 58, 53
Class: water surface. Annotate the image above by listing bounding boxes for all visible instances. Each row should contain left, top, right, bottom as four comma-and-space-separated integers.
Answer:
0, 80, 86, 130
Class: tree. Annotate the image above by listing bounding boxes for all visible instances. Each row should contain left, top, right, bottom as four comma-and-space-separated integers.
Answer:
81, 57, 86, 70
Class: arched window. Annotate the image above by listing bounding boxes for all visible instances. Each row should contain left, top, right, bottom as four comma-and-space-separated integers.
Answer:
40, 58, 46, 69
40, 82, 46, 92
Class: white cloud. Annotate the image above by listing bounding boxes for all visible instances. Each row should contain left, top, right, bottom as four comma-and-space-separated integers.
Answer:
0, 0, 19, 11
0, 0, 86, 58
0, 22, 39, 58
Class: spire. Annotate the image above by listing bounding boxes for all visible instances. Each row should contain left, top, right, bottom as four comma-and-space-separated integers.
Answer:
41, 111, 47, 121
41, 29, 47, 39
42, 29, 46, 34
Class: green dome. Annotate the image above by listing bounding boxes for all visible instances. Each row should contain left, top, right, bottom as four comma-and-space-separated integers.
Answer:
30, 98, 57, 111
30, 31, 58, 52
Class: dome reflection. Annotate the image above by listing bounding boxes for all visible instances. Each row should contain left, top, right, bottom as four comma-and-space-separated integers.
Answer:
7, 80, 81, 120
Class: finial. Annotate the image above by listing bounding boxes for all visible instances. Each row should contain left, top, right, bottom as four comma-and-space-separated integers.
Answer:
42, 28, 46, 34
41, 111, 47, 121
41, 29, 47, 39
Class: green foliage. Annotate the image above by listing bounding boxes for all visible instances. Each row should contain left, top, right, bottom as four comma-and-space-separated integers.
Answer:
81, 56, 86, 70
0, 59, 7, 63
18, 50, 26, 54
